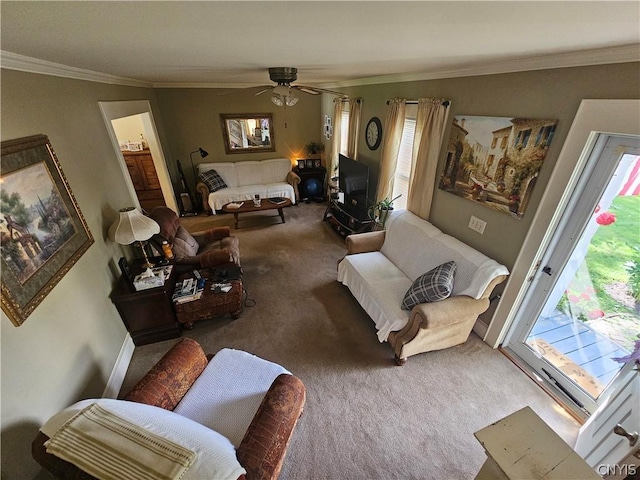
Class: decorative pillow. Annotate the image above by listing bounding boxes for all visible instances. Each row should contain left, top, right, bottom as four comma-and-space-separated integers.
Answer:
199, 169, 228, 192
173, 226, 199, 259
401, 261, 457, 310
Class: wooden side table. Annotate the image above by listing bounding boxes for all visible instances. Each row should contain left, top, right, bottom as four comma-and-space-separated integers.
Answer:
111, 262, 181, 346
474, 406, 599, 479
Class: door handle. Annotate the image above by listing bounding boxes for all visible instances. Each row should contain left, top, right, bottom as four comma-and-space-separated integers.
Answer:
613, 424, 638, 447
542, 266, 553, 276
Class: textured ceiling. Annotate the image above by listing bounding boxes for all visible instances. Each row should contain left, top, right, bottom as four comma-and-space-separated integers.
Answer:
1, 1, 639, 87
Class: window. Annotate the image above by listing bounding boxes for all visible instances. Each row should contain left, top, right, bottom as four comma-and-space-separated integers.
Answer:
340, 100, 350, 156
391, 104, 418, 211
500, 135, 508, 148
543, 124, 556, 145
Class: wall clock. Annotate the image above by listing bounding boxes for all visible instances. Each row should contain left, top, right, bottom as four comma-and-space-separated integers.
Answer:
366, 116, 382, 150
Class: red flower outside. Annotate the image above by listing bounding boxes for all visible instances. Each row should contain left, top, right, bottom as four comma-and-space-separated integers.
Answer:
587, 310, 605, 320
596, 212, 616, 226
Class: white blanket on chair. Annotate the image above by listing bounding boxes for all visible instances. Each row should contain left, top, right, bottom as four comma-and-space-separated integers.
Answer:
174, 348, 290, 447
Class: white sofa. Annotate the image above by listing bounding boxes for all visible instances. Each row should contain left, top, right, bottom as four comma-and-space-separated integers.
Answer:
196, 158, 300, 214
338, 210, 509, 364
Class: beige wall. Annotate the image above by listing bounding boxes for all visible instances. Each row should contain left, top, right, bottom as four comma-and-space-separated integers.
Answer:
322, 62, 639, 325
155, 87, 323, 193
1, 62, 638, 478
0, 70, 163, 479
322, 63, 640, 269
111, 114, 146, 147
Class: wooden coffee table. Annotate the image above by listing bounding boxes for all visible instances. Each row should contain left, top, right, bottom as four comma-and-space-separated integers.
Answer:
222, 198, 292, 228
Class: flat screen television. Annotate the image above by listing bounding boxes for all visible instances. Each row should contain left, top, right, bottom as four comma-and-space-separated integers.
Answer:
338, 154, 370, 220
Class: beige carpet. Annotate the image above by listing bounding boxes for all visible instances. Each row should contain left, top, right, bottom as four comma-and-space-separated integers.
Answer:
119, 202, 580, 480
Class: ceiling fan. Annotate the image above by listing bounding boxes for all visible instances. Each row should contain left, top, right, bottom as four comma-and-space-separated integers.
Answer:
222, 67, 346, 106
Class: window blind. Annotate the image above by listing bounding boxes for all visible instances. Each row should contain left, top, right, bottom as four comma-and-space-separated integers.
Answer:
392, 117, 416, 210
340, 101, 350, 156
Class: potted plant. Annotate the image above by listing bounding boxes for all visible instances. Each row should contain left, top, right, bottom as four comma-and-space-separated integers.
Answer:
304, 141, 324, 158
369, 194, 401, 229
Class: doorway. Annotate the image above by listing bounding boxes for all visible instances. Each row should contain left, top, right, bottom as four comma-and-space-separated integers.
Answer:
112, 114, 166, 212
98, 101, 178, 213
504, 135, 639, 415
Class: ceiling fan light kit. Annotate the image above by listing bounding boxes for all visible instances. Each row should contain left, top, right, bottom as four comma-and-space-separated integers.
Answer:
224, 67, 347, 107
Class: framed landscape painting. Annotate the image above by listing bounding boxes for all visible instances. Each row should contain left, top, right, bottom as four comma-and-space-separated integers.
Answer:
439, 115, 558, 219
1, 135, 94, 325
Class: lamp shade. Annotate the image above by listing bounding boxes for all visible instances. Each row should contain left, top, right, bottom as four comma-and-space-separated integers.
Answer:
109, 207, 160, 245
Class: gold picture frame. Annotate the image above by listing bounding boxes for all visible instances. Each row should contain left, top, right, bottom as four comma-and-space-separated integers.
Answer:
1, 135, 94, 325
220, 113, 275, 154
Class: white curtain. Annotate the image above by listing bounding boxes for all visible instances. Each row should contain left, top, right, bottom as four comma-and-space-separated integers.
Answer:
406, 98, 450, 220
347, 98, 362, 159
330, 98, 348, 177
376, 98, 406, 202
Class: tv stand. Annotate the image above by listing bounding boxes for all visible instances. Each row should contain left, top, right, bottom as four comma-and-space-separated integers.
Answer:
323, 200, 374, 238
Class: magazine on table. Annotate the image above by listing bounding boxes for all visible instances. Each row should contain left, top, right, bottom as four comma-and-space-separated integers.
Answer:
172, 278, 204, 304
269, 197, 287, 205
226, 202, 244, 209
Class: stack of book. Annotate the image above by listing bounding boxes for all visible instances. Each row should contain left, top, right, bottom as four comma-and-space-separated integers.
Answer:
172, 278, 204, 304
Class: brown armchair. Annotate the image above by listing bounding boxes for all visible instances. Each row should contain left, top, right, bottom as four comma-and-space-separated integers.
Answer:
32, 338, 306, 480
148, 206, 240, 268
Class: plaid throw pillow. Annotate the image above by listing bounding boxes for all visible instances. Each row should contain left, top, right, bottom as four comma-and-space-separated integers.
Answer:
199, 169, 227, 192
401, 261, 457, 310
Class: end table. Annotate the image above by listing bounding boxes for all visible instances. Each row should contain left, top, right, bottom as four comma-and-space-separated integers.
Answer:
111, 260, 181, 346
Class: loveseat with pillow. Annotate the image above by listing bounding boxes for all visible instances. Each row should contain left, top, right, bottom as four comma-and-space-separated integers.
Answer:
196, 158, 300, 214
337, 210, 509, 364
33, 338, 306, 480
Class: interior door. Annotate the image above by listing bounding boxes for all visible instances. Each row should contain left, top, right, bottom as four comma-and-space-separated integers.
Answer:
574, 365, 639, 477
503, 133, 639, 469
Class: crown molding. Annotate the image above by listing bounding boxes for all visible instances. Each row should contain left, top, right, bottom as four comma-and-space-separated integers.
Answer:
152, 82, 260, 89
2, 44, 638, 90
320, 44, 640, 89
0, 51, 152, 88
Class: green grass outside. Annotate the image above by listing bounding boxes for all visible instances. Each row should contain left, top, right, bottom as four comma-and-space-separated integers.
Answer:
585, 195, 640, 314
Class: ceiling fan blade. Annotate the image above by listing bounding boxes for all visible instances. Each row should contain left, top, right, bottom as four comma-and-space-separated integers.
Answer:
294, 85, 346, 96
254, 86, 273, 96
217, 85, 272, 96
295, 86, 321, 95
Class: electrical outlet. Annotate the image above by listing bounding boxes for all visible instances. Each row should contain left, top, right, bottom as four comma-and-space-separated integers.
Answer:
468, 215, 487, 234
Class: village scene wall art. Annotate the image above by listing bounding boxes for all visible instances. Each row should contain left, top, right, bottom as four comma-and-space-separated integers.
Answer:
1, 135, 93, 325
2, 162, 75, 283
439, 115, 558, 219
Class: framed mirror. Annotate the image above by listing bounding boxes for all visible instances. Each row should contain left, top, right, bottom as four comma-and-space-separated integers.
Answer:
220, 113, 275, 154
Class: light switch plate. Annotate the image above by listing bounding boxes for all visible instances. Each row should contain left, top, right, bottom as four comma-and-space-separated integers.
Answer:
468, 215, 487, 234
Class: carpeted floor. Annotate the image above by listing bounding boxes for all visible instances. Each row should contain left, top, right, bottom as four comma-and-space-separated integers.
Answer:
119, 202, 580, 480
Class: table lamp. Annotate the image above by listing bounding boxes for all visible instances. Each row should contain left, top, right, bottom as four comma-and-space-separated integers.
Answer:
109, 207, 160, 275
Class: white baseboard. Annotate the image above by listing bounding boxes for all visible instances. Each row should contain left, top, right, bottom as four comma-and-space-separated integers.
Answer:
473, 319, 489, 342
103, 334, 135, 398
